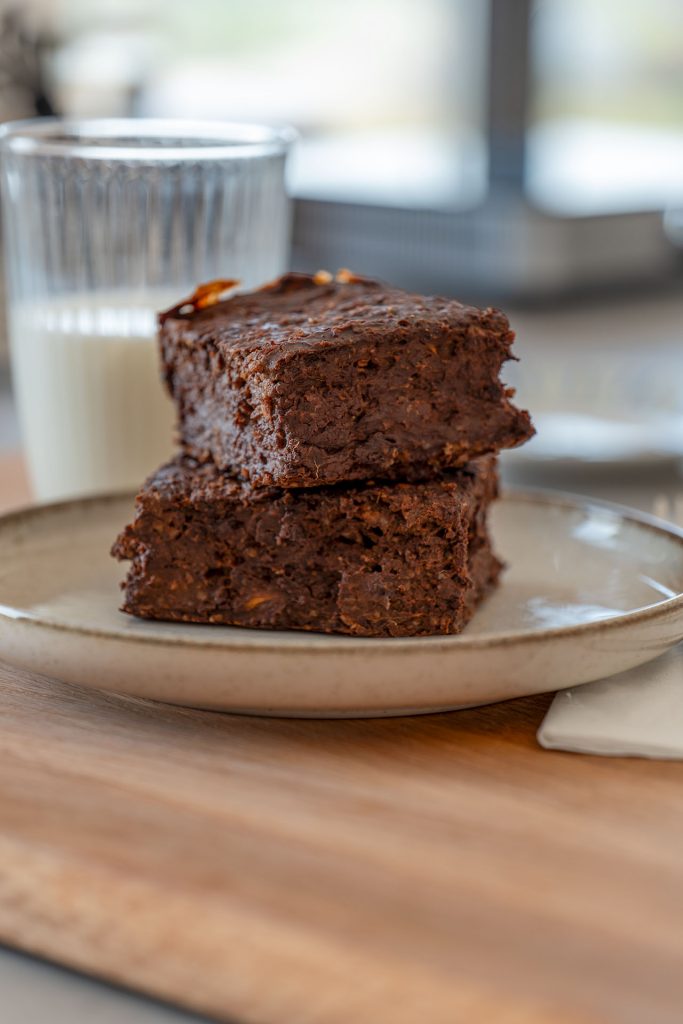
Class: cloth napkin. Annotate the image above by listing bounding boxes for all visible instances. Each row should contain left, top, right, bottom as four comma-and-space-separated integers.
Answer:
538, 643, 683, 758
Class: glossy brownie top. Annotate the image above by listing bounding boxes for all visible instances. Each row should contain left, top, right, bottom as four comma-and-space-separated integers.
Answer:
158, 271, 514, 361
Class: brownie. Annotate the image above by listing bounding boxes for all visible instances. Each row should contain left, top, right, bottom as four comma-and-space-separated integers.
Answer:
112, 455, 501, 638
159, 272, 533, 489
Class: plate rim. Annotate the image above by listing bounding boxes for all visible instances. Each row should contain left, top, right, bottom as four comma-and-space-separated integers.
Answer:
1, 486, 682, 653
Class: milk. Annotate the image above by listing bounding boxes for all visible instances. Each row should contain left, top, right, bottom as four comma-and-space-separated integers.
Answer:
9, 291, 178, 501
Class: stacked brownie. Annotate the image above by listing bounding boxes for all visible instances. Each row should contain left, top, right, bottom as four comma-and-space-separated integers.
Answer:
112, 272, 533, 637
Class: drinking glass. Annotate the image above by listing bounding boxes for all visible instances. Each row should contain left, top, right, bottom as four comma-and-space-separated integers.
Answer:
0, 118, 294, 500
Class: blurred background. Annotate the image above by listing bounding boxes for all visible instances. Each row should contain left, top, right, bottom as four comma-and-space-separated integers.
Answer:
0, 0, 681, 491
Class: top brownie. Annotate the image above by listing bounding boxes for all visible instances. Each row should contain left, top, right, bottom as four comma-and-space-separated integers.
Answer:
159, 271, 533, 488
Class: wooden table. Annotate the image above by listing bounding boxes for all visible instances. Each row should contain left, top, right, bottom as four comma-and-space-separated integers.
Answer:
1, 454, 683, 1024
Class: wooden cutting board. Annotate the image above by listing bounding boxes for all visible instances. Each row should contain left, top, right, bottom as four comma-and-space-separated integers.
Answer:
2, 457, 683, 1023
2, 666, 683, 1024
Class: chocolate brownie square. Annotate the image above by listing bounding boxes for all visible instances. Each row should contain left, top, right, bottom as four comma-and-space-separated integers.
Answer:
112, 455, 501, 638
159, 272, 533, 488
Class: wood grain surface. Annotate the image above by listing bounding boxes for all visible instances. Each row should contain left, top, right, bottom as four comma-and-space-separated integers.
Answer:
0, 452, 29, 510
1, 455, 683, 1024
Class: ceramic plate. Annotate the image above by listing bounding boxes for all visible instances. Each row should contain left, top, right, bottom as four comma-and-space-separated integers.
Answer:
0, 490, 682, 718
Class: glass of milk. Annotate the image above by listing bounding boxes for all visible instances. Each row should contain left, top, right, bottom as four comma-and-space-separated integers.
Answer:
0, 118, 294, 501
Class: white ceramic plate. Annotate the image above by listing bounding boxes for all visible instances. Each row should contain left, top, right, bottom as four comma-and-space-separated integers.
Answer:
0, 490, 682, 718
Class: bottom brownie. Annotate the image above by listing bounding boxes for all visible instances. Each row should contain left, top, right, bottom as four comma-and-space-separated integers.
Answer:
112, 456, 501, 638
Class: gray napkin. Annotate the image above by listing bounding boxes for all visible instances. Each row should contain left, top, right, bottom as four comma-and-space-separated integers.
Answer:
538, 643, 683, 758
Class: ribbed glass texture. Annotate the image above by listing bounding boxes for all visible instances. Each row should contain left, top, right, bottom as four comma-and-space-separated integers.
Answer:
0, 118, 294, 500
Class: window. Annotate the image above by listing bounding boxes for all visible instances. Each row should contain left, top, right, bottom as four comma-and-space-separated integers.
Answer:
14, 0, 683, 296
528, 0, 683, 214
52, 0, 488, 210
